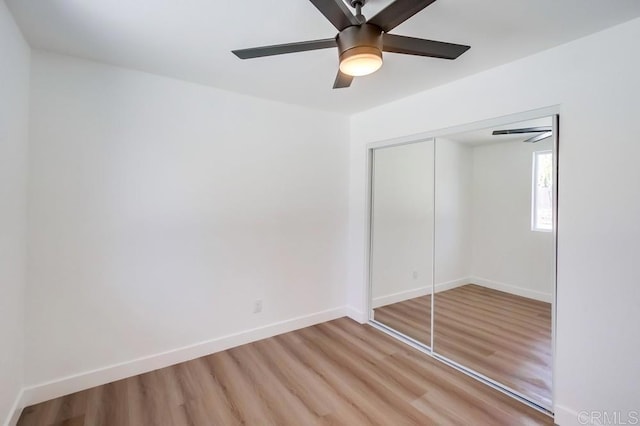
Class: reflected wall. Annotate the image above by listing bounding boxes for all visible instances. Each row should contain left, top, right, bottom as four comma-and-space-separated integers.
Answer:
370, 140, 434, 347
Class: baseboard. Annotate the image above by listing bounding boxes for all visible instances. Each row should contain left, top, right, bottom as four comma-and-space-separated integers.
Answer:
554, 404, 603, 425
470, 276, 553, 303
18, 306, 347, 410
3, 389, 25, 426
345, 306, 367, 323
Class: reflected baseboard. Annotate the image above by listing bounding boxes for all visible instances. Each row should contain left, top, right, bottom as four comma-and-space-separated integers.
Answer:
372, 277, 470, 308
470, 276, 553, 303
435, 277, 470, 294
372, 276, 552, 309
372, 286, 431, 308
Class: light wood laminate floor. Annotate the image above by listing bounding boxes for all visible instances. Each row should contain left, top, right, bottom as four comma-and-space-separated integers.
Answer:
18, 317, 552, 425
374, 284, 553, 408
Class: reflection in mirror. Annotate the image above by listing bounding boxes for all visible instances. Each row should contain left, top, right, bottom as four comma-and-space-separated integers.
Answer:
370, 140, 434, 347
433, 117, 555, 409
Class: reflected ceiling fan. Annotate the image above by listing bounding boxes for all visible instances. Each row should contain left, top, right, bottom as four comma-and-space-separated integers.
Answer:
492, 127, 553, 143
232, 0, 471, 89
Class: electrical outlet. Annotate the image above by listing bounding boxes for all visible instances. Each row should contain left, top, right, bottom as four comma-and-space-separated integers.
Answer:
412, 270, 419, 280
253, 299, 263, 314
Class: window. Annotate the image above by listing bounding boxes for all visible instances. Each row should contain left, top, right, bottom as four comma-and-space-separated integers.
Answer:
532, 150, 553, 232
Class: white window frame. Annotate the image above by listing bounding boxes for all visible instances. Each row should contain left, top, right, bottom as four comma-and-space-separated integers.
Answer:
532, 150, 553, 232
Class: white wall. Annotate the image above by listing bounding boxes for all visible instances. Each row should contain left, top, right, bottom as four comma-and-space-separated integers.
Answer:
370, 141, 434, 307
470, 138, 555, 301
0, 2, 30, 424
349, 17, 640, 425
26, 52, 350, 392
434, 138, 472, 288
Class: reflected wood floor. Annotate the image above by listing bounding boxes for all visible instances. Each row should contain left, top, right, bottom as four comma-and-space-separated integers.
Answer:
374, 284, 552, 408
18, 317, 552, 425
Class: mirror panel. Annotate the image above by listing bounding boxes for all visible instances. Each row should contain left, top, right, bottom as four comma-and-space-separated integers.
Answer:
370, 140, 434, 347
433, 117, 555, 409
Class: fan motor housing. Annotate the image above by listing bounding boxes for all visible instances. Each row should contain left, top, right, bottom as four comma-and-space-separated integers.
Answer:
336, 24, 383, 58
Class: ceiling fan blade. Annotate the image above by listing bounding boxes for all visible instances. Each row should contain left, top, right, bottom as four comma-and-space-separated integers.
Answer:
492, 126, 552, 135
232, 38, 337, 59
524, 131, 553, 143
383, 34, 470, 59
308, 0, 359, 31
333, 70, 353, 89
368, 0, 437, 32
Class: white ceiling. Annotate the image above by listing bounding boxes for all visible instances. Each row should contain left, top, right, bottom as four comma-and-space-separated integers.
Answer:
7, 0, 640, 114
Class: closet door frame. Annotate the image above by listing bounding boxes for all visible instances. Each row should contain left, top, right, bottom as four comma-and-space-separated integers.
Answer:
364, 106, 559, 417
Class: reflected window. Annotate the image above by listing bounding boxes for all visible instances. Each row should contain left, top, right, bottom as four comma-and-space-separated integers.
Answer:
532, 150, 553, 231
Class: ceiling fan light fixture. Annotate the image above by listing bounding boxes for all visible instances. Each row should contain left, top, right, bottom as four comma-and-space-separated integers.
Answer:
232, 0, 471, 89
339, 46, 383, 77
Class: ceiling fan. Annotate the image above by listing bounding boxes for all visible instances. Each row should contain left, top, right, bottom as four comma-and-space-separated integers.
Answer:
232, 0, 471, 89
492, 127, 553, 143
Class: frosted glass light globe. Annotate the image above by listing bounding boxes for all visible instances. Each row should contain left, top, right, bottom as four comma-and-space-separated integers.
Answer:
339, 47, 383, 77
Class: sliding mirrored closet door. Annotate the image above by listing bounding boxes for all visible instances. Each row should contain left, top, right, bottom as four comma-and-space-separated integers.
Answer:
368, 114, 557, 412
370, 139, 434, 347
432, 116, 556, 410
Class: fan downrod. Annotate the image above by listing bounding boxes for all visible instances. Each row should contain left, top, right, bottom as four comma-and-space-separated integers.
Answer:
350, 0, 367, 24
